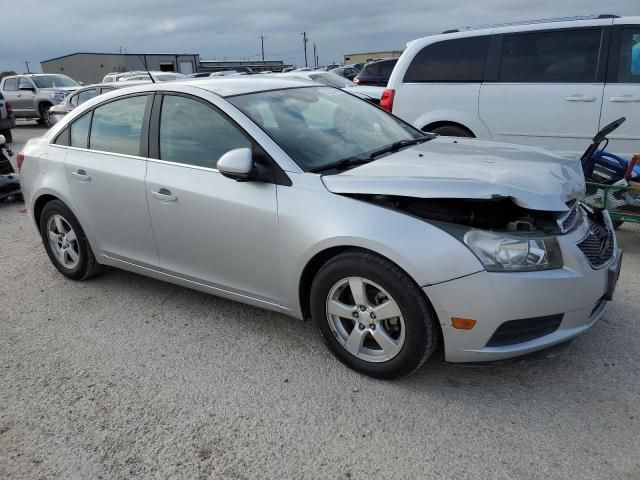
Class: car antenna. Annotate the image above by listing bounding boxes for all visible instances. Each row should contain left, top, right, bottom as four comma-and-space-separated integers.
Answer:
137, 54, 156, 83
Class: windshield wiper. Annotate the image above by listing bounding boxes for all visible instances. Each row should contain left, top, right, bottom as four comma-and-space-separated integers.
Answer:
310, 157, 373, 173
310, 136, 433, 173
367, 137, 432, 160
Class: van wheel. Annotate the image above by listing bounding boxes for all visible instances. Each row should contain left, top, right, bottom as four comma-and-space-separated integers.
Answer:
37, 103, 52, 126
310, 250, 438, 379
431, 125, 473, 137
39, 200, 102, 280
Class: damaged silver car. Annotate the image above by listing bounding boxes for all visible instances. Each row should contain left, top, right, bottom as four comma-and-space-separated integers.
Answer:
18, 78, 622, 378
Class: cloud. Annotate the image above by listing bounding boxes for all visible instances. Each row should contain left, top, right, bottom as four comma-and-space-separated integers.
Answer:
1, 0, 637, 73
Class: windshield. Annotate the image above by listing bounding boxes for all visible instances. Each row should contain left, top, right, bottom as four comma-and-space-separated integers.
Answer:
32, 75, 79, 88
229, 86, 424, 172
308, 72, 353, 88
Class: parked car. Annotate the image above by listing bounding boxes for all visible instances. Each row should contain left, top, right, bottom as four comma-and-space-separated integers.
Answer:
121, 72, 187, 82
279, 71, 384, 103
330, 66, 359, 80
18, 78, 622, 378
0, 74, 80, 125
47, 81, 150, 126
0, 92, 16, 143
353, 59, 398, 86
384, 15, 640, 157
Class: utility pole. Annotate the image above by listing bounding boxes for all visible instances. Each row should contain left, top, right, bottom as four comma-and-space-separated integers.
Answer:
301, 32, 309, 67
259, 34, 267, 62
24, 61, 31, 73
313, 43, 317, 68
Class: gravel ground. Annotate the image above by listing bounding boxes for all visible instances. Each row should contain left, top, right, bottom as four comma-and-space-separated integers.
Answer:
1, 125, 639, 479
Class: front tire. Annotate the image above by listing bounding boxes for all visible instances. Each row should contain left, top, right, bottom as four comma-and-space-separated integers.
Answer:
39, 200, 101, 280
310, 250, 438, 379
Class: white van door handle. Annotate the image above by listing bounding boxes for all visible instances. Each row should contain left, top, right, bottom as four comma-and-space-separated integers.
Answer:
150, 188, 178, 203
609, 95, 640, 103
71, 169, 91, 182
565, 95, 596, 102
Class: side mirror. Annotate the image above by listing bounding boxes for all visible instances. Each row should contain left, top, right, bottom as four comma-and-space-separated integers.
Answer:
78, 81, 84, 86
0, 135, 5, 145
19, 84, 35, 91
217, 148, 257, 181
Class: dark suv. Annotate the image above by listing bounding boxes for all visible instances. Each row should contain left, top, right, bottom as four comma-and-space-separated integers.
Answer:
353, 59, 398, 86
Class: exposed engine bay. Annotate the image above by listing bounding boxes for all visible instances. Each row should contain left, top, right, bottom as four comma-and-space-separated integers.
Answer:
345, 194, 577, 235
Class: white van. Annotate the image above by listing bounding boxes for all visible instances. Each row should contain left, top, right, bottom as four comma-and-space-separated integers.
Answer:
383, 15, 640, 156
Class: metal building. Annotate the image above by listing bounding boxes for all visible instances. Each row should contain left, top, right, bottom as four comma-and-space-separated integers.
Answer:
40, 52, 200, 84
343, 50, 404, 65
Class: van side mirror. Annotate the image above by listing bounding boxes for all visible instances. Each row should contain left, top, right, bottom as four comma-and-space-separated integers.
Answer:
0, 135, 5, 145
217, 148, 257, 181
19, 84, 35, 91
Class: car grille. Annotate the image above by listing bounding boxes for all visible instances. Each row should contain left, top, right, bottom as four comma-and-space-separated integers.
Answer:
577, 217, 615, 268
486, 314, 564, 347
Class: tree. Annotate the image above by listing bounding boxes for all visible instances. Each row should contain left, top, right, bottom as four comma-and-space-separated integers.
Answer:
0, 71, 17, 80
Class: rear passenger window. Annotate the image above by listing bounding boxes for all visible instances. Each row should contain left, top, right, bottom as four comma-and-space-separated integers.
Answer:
499, 29, 602, 83
616, 29, 640, 83
159, 95, 251, 169
404, 36, 489, 83
89, 95, 148, 156
3, 78, 18, 91
71, 113, 91, 148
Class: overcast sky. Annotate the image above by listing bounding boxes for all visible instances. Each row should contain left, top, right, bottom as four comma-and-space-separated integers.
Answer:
1, 1, 637, 73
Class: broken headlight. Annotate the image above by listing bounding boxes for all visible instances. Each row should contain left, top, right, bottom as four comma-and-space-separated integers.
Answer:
463, 230, 563, 272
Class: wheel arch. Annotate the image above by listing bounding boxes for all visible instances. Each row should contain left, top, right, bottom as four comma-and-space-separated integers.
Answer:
33, 193, 61, 228
422, 121, 475, 137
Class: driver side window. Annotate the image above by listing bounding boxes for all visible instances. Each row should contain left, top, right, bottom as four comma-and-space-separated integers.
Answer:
159, 95, 251, 169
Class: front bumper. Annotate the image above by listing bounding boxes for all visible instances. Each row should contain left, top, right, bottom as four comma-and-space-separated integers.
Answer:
425, 210, 621, 363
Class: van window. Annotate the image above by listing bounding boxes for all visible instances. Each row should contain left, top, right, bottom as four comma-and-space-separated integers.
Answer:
617, 29, 640, 83
499, 28, 602, 83
404, 36, 489, 83
89, 95, 148, 156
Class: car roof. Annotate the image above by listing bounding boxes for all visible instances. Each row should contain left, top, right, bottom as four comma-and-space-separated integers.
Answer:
169, 77, 315, 97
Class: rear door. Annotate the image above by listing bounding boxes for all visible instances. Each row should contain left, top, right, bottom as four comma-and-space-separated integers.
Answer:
479, 26, 607, 154
145, 93, 280, 302
600, 22, 640, 157
1, 78, 23, 115
16, 77, 38, 115
63, 94, 158, 266
392, 35, 489, 133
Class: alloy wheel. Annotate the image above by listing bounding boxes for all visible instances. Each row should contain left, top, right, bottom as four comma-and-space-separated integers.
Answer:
325, 277, 405, 363
47, 214, 80, 269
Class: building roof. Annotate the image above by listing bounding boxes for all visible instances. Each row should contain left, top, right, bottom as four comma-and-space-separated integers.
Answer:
41, 52, 199, 63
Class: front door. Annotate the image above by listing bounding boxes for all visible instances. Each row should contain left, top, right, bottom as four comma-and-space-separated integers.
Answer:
145, 93, 280, 302
600, 24, 640, 157
63, 94, 158, 266
479, 27, 606, 154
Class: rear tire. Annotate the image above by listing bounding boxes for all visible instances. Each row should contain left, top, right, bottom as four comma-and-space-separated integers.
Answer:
310, 250, 438, 379
39, 200, 102, 280
430, 125, 473, 137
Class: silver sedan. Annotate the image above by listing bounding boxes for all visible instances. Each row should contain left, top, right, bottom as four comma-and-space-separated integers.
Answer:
15, 78, 622, 378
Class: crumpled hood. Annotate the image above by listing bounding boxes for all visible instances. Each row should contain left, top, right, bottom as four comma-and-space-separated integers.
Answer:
322, 137, 585, 211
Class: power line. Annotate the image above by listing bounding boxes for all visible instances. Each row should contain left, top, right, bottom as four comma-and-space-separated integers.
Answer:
301, 32, 309, 67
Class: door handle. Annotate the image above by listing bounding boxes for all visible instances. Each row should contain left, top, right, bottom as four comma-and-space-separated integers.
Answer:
565, 95, 596, 102
150, 188, 178, 203
609, 95, 640, 103
71, 169, 91, 181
